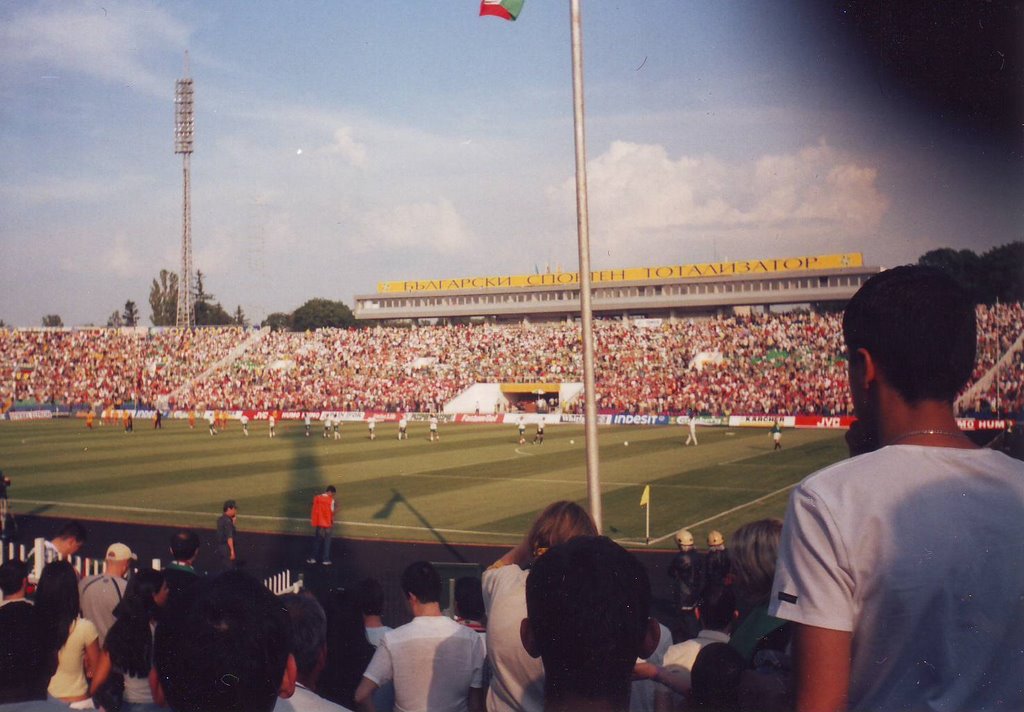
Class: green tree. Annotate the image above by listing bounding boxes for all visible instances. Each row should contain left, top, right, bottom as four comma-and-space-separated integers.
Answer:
195, 301, 233, 326
122, 300, 139, 327
42, 314, 63, 327
918, 248, 984, 301
107, 310, 124, 328
149, 269, 179, 326
979, 242, 1024, 303
290, 299, 356, 331
232, 305, 249, 328
191, 270, 233, 326
918, 243, 1024, 304
263, 312, 292, 331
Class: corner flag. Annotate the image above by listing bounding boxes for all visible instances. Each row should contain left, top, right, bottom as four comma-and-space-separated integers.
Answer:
639, 484, 650, 508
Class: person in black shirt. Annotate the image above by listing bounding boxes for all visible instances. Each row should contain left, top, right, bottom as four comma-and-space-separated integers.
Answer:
667, 528, 705, 642
216, 501, 238, 570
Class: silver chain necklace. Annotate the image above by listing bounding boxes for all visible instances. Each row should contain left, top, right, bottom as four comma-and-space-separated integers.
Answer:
886, 429, 965, 446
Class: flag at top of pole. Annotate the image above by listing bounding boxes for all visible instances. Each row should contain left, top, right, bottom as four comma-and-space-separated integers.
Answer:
480, 0, 524, 21
640, 484, 651, 544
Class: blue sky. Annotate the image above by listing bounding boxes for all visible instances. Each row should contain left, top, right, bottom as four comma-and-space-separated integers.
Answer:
1, 1, 1020, 326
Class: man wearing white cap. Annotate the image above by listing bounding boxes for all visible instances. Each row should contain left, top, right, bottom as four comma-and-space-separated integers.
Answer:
79, 542, 136, 645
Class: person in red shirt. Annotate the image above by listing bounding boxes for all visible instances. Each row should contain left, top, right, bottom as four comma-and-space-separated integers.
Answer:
307, 485, 337, 566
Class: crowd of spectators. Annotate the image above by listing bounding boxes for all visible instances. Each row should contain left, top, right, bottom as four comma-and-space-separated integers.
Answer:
1, 302, 1021, 418
0, 328, 250, 410
0, 511, 798, 712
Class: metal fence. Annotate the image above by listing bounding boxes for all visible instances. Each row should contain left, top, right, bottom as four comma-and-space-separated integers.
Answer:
0, 537, 301, 599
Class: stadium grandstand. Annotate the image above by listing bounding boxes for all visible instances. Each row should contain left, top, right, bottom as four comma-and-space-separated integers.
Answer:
2, 280, 1022, 422
353, 252, 879, 323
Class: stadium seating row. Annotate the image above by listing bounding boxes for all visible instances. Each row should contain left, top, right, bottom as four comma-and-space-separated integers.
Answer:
2, 304, 1021, 417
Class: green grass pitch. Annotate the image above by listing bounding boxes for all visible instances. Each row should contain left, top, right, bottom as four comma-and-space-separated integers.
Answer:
1, 419, 849, 550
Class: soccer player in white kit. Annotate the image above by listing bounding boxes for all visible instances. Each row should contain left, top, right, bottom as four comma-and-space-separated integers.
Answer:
368, 416, 376, 440
685, 414, 698, 446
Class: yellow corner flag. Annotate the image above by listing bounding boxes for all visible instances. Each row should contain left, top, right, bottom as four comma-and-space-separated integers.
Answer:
640, 484, 650, 508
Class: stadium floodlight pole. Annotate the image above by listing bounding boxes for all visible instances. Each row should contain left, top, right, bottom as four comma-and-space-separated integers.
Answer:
569, 0, 602, 533
174, 52, 195, 329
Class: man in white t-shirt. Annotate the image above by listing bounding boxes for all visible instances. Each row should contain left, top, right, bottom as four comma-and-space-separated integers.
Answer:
635, 583, 736, 702
275, 593, 350, 712
355, 561, 485, 712
769, 266, 1024, 712
398, 417, 408, 440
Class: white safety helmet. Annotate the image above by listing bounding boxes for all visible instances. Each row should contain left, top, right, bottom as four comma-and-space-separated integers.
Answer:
674, 529, 694, 549
707, 530, 725, 548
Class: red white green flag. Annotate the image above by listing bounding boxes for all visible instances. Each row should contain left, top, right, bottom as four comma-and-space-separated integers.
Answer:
480, 0, 524, 21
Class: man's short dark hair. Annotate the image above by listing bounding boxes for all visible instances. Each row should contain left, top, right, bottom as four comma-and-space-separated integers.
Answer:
154, 570, 290, 712
400, 561, 441, 604
325, 485, 336, 494
55, 521, 87, 543
454, 577, 485, 621
223, 500, 237, 512
280, 592, 326, 679
169, 530, 200, 561
354, 577, 385, 617
0, 604, 59, 704
525, 536, 651, 704
690, 642, 746, 710
699, 584, 736, 632
843, 265, 976, 403
0, 560, 28, 597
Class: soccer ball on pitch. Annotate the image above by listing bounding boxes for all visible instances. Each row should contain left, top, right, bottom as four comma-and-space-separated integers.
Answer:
624, 441, 629, 446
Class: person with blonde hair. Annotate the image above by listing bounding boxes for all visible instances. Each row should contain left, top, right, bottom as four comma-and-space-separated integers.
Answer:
728, 518, 787, 664
482, 501, 598, 712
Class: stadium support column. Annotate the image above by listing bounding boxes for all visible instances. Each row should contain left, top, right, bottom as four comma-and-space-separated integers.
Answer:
174, 56, 195, 329
569, 0, 602, 533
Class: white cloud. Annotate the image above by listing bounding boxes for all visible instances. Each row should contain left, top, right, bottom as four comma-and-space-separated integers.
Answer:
58, 232, 149, 279
319, 126, 368, 168
0, 177, 128, 205
551, 139, 889, 252
0, 0, 189, 97
359, 199, 472, 254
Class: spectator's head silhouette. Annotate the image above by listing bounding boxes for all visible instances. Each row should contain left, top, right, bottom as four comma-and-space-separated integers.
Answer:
844, 265, 975, 414
154, 570, 296, 712
522, 535, 658, 711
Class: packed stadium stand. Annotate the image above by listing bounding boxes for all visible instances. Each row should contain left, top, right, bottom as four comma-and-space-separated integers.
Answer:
2, 303, 1022, 418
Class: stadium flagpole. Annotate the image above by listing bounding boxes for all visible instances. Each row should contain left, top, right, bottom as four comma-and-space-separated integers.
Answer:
569, 0, 602, 533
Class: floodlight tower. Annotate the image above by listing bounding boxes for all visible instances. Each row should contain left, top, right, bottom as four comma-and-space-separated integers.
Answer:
174, 53, 195, 329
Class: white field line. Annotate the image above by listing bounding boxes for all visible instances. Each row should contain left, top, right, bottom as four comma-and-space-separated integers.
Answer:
395, 470, 755, 492
8, 498, 515, 538
644, 482, 799, 546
